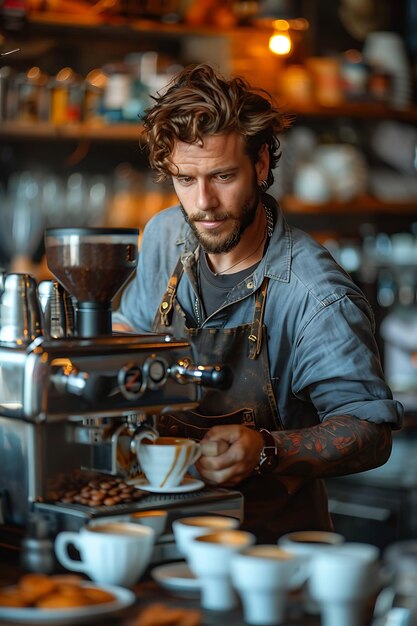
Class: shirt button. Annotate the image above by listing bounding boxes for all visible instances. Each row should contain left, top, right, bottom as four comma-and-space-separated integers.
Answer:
246, 281, 254, 289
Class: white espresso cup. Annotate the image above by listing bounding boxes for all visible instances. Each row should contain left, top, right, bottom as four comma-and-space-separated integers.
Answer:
54, 522, 155, 587
135, 433, 201, 489
129, 510, 168, 538
278, 530, 345, 612
230, 545, 307, 625
172, 515, 240, 559
308, 542, 380, 626
187, 529, 256, 611
278, 530, 345, 553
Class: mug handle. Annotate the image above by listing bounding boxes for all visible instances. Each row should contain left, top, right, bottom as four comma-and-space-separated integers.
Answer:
190, 439, 230, 465
54, 532, 87, 573
189, 441, 202, 465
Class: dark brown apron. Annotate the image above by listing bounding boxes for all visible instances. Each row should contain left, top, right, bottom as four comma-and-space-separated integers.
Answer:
152, 256, 332, 542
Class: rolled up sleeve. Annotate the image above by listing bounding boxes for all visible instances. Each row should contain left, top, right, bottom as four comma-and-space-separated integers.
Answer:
292, 294, 404, 428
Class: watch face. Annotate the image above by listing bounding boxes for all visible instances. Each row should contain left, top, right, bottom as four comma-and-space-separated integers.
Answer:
255, 430, 278, 475
259, 455, 278, 474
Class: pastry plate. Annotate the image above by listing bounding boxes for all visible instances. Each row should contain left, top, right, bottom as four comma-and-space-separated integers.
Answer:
0, 583, 136, 624
133, 477, 205, 494
151, 561, 200, 593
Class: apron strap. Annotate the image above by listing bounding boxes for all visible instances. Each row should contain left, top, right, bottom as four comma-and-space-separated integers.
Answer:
248, 276, 269, 360
159, 257, 184, 326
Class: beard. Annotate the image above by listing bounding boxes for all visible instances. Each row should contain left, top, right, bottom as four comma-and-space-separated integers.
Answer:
180, 185, 260, 255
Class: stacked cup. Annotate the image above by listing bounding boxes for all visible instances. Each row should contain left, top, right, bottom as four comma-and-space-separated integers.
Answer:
173, 515, 308, 622
230, 545, 308, 625
172, 515, 242, 611
172, 520, 382, 626
308, 542, 380, 626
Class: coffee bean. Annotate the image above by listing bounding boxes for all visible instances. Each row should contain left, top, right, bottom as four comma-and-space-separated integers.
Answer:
55, 475, 145, 508
103, 497, 118, 506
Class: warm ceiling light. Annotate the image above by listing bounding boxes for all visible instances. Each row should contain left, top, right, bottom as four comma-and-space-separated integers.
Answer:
269, 32, 292, 55
272, 19, 290, 31
290, 18, 309, 31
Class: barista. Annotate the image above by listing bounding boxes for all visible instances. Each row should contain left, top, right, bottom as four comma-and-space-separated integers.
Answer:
114, 64, 403, 542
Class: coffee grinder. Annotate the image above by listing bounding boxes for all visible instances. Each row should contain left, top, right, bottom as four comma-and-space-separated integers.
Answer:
0, 227, 242, 557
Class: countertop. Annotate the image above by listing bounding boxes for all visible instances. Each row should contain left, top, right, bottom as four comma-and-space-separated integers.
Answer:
0, 546, 320, 626
0, 544, 391, 626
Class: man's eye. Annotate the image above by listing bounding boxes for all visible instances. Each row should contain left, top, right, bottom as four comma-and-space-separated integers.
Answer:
178, 177, 193, 185
217, 173, 233, 181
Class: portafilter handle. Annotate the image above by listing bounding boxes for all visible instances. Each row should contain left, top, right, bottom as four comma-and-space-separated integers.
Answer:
170, 358, 232, 390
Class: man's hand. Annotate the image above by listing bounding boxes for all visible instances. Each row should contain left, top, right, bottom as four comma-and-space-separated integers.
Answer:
195, 417, 393, 487
196, 425, 264, 486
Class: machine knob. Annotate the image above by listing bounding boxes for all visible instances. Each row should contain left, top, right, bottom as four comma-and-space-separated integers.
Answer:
170, 358, 232, 390
143, 356, 169, 390
118, 363, 146, 400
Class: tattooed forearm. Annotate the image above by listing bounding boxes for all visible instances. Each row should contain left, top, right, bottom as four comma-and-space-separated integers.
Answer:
273, 416, 392, 479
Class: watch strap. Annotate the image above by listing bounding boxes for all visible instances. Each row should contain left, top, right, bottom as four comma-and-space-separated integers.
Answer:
254, 428, 279, 475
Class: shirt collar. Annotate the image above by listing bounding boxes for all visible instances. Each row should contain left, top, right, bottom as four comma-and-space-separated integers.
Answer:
261, 195, 292, 283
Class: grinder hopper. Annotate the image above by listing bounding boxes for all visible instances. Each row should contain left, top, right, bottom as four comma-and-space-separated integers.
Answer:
44, 227, 139, 337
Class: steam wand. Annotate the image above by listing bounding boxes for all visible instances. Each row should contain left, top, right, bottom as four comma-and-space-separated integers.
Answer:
170, 358, 233, 390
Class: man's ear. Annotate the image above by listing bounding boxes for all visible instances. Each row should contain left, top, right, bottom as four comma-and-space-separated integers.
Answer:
256, 143, 270, 181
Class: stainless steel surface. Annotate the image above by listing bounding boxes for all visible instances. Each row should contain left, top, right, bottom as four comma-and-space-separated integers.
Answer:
0, 332, 206, 524
0, 334, 203, 421
0, 273, 43, 344
0, 269, 237, 536
38, 280, 75, 339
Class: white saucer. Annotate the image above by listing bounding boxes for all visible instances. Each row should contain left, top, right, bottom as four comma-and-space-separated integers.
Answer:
134, 476, 205, 494
151, 561, 200, 593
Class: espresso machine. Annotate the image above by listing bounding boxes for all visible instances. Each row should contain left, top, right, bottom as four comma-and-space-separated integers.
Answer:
0, 228, 243, 555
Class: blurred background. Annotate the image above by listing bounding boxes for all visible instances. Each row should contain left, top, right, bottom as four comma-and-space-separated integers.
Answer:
1, 0, 417, 547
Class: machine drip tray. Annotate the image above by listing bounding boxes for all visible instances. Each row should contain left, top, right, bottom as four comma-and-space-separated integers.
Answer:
35, 487, 241, 519
33, 487, 244, 564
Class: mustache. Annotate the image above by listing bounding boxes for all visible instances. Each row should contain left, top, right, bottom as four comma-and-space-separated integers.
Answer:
188, 212, 232, 223
179, 203, 233, 225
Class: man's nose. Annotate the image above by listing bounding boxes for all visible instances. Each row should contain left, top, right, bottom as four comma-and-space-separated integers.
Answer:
195, 181, 218, 211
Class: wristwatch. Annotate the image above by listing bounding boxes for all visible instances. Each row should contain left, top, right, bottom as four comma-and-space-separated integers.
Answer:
254, 428, 279, 475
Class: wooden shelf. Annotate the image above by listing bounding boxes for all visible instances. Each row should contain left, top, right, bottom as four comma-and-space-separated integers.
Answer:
18, 11, 417, 125
283, 102, 417, 122
27, 10, 261, 37
0, 121, 142, 142
281, 194, 417, 215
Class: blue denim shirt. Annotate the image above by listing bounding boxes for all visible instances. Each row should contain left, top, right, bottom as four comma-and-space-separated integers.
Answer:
118, 197, 403, 429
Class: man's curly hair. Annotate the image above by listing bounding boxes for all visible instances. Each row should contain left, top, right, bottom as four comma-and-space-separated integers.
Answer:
141, 64, 291, 188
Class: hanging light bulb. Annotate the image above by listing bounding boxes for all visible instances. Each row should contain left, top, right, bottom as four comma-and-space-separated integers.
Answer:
269, 32, 292, 55
269, 19, 292, 56
268, 17, 309, 57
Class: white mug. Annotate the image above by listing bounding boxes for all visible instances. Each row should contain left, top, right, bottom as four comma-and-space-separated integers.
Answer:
278, 530, 345, 612
172, 515, 240, 559
135, 433, 201, 489
129, 510, 168, 538
55, 522, 155, 587
187, 529, 256, 611
230, 545, 307, 625
278, 530, 345, 553
308, 542, 380, 626
278, 530, 345, 584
